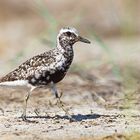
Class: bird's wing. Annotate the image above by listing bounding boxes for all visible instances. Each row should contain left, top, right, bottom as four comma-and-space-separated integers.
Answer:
0, 50, 56, 82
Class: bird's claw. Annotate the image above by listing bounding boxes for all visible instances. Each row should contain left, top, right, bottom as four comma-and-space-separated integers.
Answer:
21, 114, 28, 121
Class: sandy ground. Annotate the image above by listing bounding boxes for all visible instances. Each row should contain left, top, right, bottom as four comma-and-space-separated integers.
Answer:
1, 104, 140, 140
0, 72, 140, 140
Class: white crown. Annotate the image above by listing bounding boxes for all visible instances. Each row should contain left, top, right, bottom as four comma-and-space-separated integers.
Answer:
59, 27, 78, 36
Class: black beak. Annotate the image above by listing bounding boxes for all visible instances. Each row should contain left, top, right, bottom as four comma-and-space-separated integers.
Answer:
78, 36, 91, 44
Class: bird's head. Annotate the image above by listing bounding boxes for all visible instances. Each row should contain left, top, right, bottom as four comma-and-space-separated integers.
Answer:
57, 27, 90, 46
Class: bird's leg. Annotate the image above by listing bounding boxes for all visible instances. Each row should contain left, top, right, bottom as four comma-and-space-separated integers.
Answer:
50, 81, 63, 106
50, 82, 73, 120
21, 86, 35, 121
21, 91, 30, 121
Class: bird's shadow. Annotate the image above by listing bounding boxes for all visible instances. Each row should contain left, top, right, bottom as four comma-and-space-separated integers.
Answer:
19, 113, 101, 122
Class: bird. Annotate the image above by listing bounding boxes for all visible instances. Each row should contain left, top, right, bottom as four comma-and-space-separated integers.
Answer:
0, 27, 91, 121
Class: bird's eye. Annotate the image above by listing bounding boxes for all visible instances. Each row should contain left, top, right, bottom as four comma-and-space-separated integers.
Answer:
66, 31, 71, 36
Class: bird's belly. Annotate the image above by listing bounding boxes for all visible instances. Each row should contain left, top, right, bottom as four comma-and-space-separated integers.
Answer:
29, 69, 67, 86
50, 70, 66, 83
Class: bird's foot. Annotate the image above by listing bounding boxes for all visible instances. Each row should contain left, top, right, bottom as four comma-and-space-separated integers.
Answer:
20, 113, 38, 123
21, 113, 28, 121
34, 108, 40, 116
56, 92, 75, 122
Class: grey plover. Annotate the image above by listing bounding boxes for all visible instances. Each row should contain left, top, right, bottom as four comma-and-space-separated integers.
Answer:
0, 27, 90, 121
